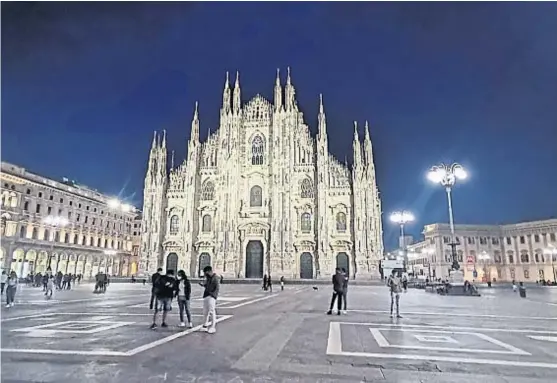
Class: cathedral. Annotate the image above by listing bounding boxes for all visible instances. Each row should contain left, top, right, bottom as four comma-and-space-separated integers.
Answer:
139, 69, 384, 280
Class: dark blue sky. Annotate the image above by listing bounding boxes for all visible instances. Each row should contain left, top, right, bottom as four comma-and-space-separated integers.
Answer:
2, 2, 557, 249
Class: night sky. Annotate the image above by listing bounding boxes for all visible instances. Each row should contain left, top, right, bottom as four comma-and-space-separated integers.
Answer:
2, 2, 557, 249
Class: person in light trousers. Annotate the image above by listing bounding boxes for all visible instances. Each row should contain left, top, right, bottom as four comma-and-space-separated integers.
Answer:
176, 270, 193, 328
199, 265, 220, 334
5, 271, 18, 307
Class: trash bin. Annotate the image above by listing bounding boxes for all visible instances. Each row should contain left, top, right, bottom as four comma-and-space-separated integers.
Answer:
519, 286, 526, 298
487, 281, 492, 288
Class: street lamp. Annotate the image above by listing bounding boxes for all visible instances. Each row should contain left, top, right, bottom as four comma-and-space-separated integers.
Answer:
427, 163, 467, 272
390, 211, 415, 265
543, 245, 557, 283
478, 251, 491, 282
42, 216, 70, 270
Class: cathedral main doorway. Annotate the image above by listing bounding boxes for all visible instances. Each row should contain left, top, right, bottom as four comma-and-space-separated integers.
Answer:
336, 252, 349, 277
300, 252, 313, 279
198, 253, 211, 277
245, 240, 264, 278
166, 253, 178, 273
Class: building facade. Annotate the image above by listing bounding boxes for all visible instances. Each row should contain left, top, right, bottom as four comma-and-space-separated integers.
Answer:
140, 69, 384, 279
406, 219, 557, 282
0, 162, 139, 277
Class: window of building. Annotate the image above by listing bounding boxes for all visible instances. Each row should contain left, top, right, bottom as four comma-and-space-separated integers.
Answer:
508, 252, 514, 264
467, 237, 475, 245
47, 206, 52, 214
494, 252, 502, 263
534, 234, 540, 243
104, 239, 108, 248
26, 189, 31, 194
97, 238, 101, 247
250, 186, 263, 207
60, 198, 64, 203
202, 215, 212, 232
92, 218, 96, 225
201, 181, 215, 200
251, 135, 265, 165
492, 237, 499, 245
20, 226, 26, 238
336, 212, 347, 232
3, 182, 8, 188
84, 216, 88, 224
169, 215, 179, 235
69, 201, 73, 206
443, 236, 450, 244
506, 237, 512, 245
43, 229, 50, 241
38, 192, 43, 198
535, 253, 541, 263
58, 208, 62, 215
76, 214, 80, 222
49, 195, 53, 201
23, 201, 29, 211
520, 252, 530, 263
86, 205, 89, 211
94, 207, 97, 212
68, 212, 72, 219
550, 233, 556, 242
78, 203, 81, 208
301, 213, 311, 233
479, 237, 487, 245
519, 236, 525, 244
64, 233, 69, 243
32, 227, 39, 239
54, 231, 60, 242
524, 269, 530, 279
300, 178, 314, 199
73, 234, 78, 244
455, 237, 461, 245
35, 204, 41, 213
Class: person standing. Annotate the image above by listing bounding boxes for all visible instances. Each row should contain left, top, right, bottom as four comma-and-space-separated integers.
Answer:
0, 270, 7, 295
176, 270, 192, 328
150, 269, 177, 329
267, 274, 273, 293
341, 268, 349, 314
387, 270, 403, 318
150, 268, 163, 310
200, 266, 220, 334
262, 274, 268, 291
5, 271, 18, 308
45, 276, 55, 300
327, 268, 345, 315
280, 276, 285, 291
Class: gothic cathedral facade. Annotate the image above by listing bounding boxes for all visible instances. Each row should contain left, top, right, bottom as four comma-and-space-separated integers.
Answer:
139, 69, 384, 279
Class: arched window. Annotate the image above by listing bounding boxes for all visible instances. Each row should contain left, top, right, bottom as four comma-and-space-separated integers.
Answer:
494, 251, 502, 263
300, 178, 314, 199
169, 215, 179, 235
201, 181, 215, 200
507, 251, 514, 264
54, 231, 60, 242
250, 186, 262, 207
32, 227, 39, 239
23, 201, 29, 211
336, 212, 347, 232
44, 229, 50, 241
251, 135, 265, 165
301, 213, 311, 233
20, 226, 26, 238
202, 215, 212, 232
520, 251, 530, 263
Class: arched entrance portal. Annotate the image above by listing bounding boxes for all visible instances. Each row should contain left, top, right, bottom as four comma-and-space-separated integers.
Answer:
336, 252, 349, 277
300, 252, 314, 279
198, 253, 211, 277
245, 241, 264, 278
166, 253, 178, 273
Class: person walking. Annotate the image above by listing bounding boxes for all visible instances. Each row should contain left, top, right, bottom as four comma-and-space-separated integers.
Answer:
267, 274, 273, 293
150, 269, 177, 329
327, 268, 345, 315
0, 270, 7, 295
5, 271, 18, 308
176, 270, 193, 328
341, 268, 349, 314
45, 275, 55, 300
387, 270, 403, 318
200, 266, 220, 334
262, 274, 268, 291
150, 268, 163, 310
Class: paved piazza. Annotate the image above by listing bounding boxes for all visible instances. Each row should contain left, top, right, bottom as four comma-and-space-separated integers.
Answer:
1, 283, 556, 382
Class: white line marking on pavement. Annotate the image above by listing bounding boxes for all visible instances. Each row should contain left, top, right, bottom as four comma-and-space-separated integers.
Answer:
529, 335, 557, 342
337, 322, 557, 335
368, 328, 530, 355
225, 294, 277, 308
47, 312, 207, 317
326, 322, 557, 369
124, 315, 233, 356
347, 310, 557, 320
12, 320, 134, 334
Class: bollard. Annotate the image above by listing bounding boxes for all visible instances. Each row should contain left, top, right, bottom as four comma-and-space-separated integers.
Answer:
519, 286, 526, 298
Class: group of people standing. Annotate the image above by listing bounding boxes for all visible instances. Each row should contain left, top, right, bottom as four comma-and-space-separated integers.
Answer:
149, 266, 220, 334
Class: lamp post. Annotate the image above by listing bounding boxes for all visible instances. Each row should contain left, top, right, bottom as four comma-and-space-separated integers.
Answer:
427, 163, 467, 272
478, 251, 491, 283
390, 211, 415, 266
43, 216, 69, 271
543, 245, 557, 283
